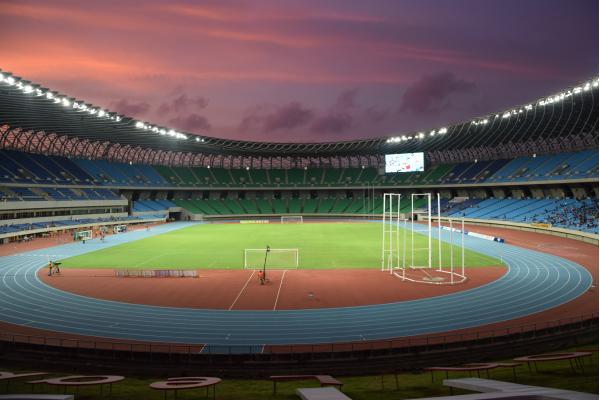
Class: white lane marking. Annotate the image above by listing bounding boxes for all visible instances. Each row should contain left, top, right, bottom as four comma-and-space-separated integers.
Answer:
228, 270, 255, 310
273, 270, 287, 310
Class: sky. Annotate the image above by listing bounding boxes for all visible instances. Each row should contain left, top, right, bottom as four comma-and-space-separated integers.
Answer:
0, 0, 597, 143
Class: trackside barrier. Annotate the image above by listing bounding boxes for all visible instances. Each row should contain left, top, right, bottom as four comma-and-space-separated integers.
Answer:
114, 269, 198, 278
0, 313, 596, 360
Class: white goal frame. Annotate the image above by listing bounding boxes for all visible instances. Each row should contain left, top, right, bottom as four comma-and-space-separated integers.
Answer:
113, 224, 127, 233
76, 230, 93, 240
243, 248, 299, 269
281, 216, 303, 223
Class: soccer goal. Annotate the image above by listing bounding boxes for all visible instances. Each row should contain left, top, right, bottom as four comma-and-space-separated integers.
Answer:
75, 230, 93, 241
244, 248, 299, 269
113, 224, 127, 233
281, 216, 303, 223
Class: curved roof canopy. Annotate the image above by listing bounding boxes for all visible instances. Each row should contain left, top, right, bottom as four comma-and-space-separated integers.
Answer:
0, 69, 597, 158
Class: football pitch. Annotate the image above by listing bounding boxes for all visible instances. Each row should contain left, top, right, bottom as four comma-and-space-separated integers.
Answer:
59, 222, 501, 269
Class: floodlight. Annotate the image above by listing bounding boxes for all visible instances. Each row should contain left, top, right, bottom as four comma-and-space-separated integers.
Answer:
98, 110, 105, 117
438, 127, 447, 134
135, 121, 144, 128
5, 76, 15, 85
23, 85, 33, 93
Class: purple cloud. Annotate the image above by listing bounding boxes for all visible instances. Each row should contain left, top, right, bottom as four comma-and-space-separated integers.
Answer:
109, 99, 150, 116
400, 72, 476, 115
158, 94, 209, 115
311, 112, 353, 134
167, 113, 211, 132
239, 102, 315, 133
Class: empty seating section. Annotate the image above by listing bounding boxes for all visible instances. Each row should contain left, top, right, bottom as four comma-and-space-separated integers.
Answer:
306, 169, 323, 185
269, 169, 286, 185
230, 169, 248, 185
249, 169, 268, 185
210, 169, 232, 185
287, 169, 304, 185
132, 200, 177, 213
323, 169, 342, 185
3, 149, 594, 187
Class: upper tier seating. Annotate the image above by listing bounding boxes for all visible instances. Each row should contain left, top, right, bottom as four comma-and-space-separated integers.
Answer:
0, 150, 595, 190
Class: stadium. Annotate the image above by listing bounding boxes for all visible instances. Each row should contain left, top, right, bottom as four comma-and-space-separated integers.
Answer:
0, 2, 598, 399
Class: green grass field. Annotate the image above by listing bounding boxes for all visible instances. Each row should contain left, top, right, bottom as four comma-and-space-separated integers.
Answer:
60, 222, 501, 269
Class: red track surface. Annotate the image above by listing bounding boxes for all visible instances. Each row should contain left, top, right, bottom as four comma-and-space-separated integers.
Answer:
1, 223, 597, 349
38, 267, 506, 310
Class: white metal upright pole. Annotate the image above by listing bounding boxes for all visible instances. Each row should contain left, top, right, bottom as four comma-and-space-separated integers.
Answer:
438, 193, 442, 271
411, 194, 414, 268
396, 195, 400, 274
428, 193, 432, 269
450, 218, 454, 285
381, 194, 386, 272
461, 217, 465, 278
403, 218, 407, 280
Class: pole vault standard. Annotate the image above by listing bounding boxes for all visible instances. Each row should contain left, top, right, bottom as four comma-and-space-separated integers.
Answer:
381, 193, 401, 274
410, 193, 432, 269
383, 192, 468, 285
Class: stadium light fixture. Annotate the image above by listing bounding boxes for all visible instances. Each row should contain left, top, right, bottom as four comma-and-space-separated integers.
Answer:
195, 137, 200, 142
438, 127, 447, 134
23, 85, 33, 94
5, 76, 15, 85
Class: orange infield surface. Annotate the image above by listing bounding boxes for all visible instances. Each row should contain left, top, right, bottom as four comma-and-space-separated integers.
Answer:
0, 223, 597, 348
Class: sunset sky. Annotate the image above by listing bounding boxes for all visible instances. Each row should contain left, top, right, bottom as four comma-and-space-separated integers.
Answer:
0, 0, 597, 142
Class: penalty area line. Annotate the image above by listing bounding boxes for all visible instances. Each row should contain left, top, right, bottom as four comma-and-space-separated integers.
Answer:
273, 270, 287, 310
228, 269, 255, 310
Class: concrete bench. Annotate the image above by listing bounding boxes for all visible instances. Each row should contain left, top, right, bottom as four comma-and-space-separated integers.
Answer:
270, 375, 343, 394
435, 378, 599, 400
296, 387, 352, 400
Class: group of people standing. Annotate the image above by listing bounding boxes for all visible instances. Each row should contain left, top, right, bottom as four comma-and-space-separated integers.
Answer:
47, 260, 61, 276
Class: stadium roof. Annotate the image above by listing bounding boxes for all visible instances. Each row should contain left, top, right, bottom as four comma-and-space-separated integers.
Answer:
0, 69, 597, 158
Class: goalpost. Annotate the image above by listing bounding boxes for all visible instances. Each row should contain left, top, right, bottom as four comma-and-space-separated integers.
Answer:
113, 224, 127, 233
75, 230, 93, 241
281, 216, 303, 223
244, 248, 299, 269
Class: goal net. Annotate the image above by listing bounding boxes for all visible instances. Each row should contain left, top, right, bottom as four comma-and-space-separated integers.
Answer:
113, 224, 127, 233
281, 216, 303, 223
244, 248, 299, 269
76, 230, 93, 240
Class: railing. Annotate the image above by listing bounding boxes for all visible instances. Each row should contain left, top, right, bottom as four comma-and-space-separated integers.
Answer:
1, 313, 596, 358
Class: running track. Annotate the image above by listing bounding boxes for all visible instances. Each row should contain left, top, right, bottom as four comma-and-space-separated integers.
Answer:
0, 222, 592, 349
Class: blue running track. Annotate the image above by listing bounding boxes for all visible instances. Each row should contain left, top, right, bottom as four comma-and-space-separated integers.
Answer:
0, 222, 592, 348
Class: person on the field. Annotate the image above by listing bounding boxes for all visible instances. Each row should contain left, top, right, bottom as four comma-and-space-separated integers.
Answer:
258, 270, 265, 285
47, 261, 53, 276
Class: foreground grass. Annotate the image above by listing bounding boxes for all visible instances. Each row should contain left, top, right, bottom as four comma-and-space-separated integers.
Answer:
60, 222, 500, 270
1, 344, 597, 399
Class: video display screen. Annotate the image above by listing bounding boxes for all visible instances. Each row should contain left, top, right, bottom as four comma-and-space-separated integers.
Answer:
385, 152, 425, 173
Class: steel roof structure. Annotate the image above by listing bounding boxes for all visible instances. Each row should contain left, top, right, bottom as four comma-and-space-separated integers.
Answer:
0, 70, 597, 167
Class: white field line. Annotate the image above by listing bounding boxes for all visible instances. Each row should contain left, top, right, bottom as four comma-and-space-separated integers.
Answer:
228, 269, 255, 310
273, 270, 287, 310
